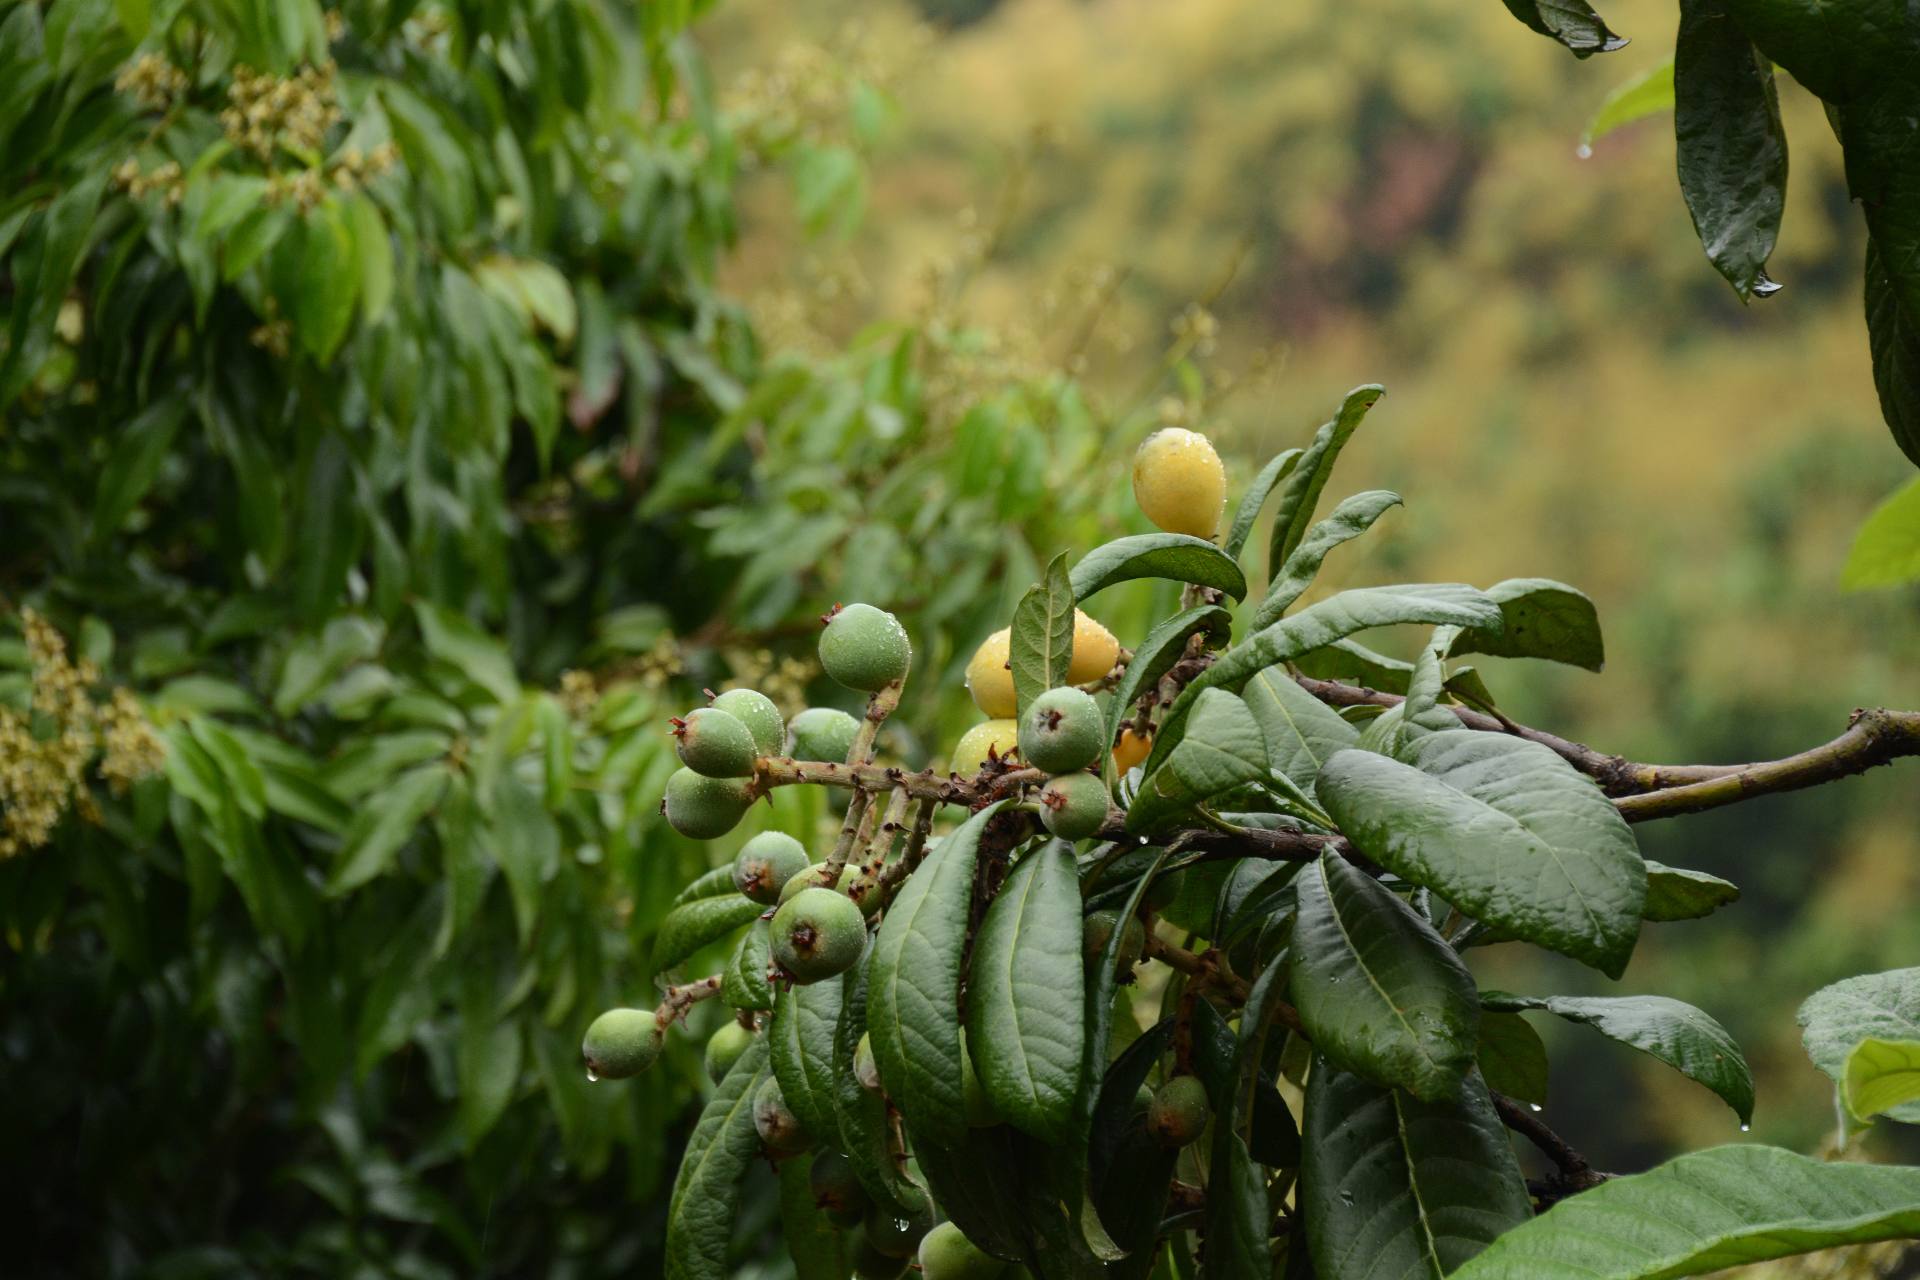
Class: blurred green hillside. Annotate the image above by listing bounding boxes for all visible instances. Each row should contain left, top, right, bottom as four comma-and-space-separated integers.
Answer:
699, 0, 1920, 1170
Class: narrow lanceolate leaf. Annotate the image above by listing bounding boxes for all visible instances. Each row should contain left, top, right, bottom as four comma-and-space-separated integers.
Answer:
1845, 1039, 1920, 1124
1451, 1145, 1920, 1280
967, 844, 1085, 1143
870, 801, 1007, 1147
1864, 240, 1920, 468
1191, 996, 1277, 1280
1446, 578, 1605, 672
723, 921, 775, 1011
1317, 732, 1646, 977
327, 763, 451, 894
1268, 385, 1385, 579
1482, 992, 1753, 1124
91, 396, 188, 542
664, 1039, 769, 1280
769, 977, 842, 1141
1144, 583, 1501, 776
1477, 1011, 1550, 1106
1255, 490, 1404, 626
651, 893, 764, 973
1675, 0, 1787, 300
1225, 446, 1303, 560
1291, 853, 1479, 1101
1070, 532, 1249, 603
1800, 968, 1920, 1125
1582, 56, 1675, 149
1126, 689, 1267, 833
1242, 665, 1360, 791
1499, 0, 1628, 58
1105, 605, 1233, 753
1302, 1062, 1530, 1279
1010, 554, 1075, 713
1643, 860, 1741, 922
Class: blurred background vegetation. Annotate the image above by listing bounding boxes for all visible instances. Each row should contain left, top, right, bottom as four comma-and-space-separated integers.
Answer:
0, 0, 1913, 1276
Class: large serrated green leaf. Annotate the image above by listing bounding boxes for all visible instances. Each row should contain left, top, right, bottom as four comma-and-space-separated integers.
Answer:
769, 977, 841, 1140
663, 1038, 769, 1280
1144, 584, 1501, 777
1104, 605, 1233, 755
1302, 1061, 1530, 1279
1446, 578, 1605, 671
1225, 447, 1303, 560
651, 893, 764, 973
1011, 554, 1074, 713
1800, 968, 1920, 1124
1451, 1145, 1920, 1279
1316, 732, 1646, 977
723, 920, 774, 1011
1675, 0, 1787, 300
1482, 992, 1752, 1123
1070, 532, 1248, 603
1643, 860, 1741, 922
870, 801, 1006, 1147
1266, 386, 1386, 582
1291, 853, 1479, 1101
1126, 689, 1267, 833
1254, 489, 1403, 626
967, 843, 1085, 1143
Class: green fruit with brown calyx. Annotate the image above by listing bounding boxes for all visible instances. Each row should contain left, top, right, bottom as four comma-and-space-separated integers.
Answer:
810, 1150, 870, 1226
1082, 908, 1146, 976
771, 886, 868, 983
733, 831, 810, 904
1018, 686, 1104, 774
788, 706, 860, 762
778, 860, 854, 904
710, 687, 785, 757
919, 1221, 1006, 1280
1146, 1074, 1211, 1148
704, 1021, 755, 1084
851, 1229, 909, 1280
1038, 770, 1111, 840
864, 1198, 935, 1258
819, 602, 912, 692
663, 768, 753, 840
671, 705, 758, 777
753, 1076, 810, 1156
581, 1007, 662, 1081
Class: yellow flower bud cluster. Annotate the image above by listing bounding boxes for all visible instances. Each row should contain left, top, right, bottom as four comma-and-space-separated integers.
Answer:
222, 62, 343, 160
0, 612, 164, 858
114, 52, 190, 113
112, 159, 185, 206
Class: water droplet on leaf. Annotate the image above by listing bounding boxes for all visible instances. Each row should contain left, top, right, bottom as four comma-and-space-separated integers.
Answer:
1576, 143, 1594, 160
1529, 1103, 1543, 1112
1739, 1123, 1751, 1132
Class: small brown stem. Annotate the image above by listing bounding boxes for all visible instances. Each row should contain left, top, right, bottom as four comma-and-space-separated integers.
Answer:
1492, 1093, 1609, 1193
654, 975, 724, 1029
848, 678, 904, 766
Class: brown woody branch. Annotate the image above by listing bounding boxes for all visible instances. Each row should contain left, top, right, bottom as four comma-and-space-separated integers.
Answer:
1492, 1092, 1610, 1200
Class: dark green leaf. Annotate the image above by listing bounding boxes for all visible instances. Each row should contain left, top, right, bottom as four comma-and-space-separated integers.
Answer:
1070, 532, 1249, 603
1126, 688, 1267, 833
1010, 554, 1074, 713
1255, 490, 1404, 626
0, 169, 108, 408
1188, 995, 1277, 1280
1864, 237, 1920, 468
1295, 637, 1417, 693
1482, 992, 1753, 1123
457, 973, 522, 1146
1267, 385, 1384, 579
967, 843, 1085, 1142
650, 892, 763, 974
870, 801, 1007, 1147
91, 396, 187, 542
833, 948, 930, 1215
1316, 732, 1646, 977
1799, 967, 1920, 1124
1225, 446, 1303, 559
1500, 0, 1629, 58
1104, 605, 1233, 756
295, 199, 361, 362
327, 763, 451, 895
1643, 860, 1741, 922
779, 1153, 851, 1280
1451, 1146, 1920, 1279
1291, 853, 1479, 1101
1675, 0, 1787, 299
1446, 578, 1605, 672
493, 773, 559, 945
415, 602, 520, 706
664, 1038, 769, 1280
1302, 1061, 1530, 1279
1477, 1011, 1549, 1106
769, 976, 841, 1140
724, 921, 775, 1011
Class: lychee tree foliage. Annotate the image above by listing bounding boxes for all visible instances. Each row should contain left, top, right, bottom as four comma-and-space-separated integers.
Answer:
609, 390, 1920, 1280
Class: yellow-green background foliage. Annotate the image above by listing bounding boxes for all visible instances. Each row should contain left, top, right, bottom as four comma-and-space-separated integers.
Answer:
701, 0, 1919, 1168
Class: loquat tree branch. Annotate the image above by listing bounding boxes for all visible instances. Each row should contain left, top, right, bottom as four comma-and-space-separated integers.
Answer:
1491, 1091, 1610, 1199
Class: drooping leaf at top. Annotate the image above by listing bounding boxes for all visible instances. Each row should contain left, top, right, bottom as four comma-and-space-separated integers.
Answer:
1225, 446, 1303, 560
1267, 385, 1385, 581
1255, 489, 1404, 626
1499, 0, 1629, 58
1643, 860, 1741, 922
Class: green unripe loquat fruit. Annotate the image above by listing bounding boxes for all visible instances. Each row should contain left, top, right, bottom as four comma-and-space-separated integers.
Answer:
1018, 687, 1104, 774
951, 719, 1019, 777
819, 603, 912, 693
733, 831, 810, 904
671, 706, 757, 778
710, 687, 785, 757
810, 1150, 871, 1226
864, 1199, 935, 1258
771, 886, 868, 983
1146, 1074, 1211, 1148
581, 1007, 662, 1081
787, 706, 861, 762
919, 1221, 1006, 1280
851, 1230, 909, 1280
854, 1032, 882, 1092
753, 1076, 810, 1156
1082, 908, 1146, 977
1039, 771, 1111, 840
778, 859, 854, 905
704, 1021, 755, 1084
1132, 427, 1226, 539
663, 768, 753, 840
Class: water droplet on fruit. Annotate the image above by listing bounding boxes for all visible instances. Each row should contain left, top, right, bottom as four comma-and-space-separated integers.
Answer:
1529, 1103, 1543, 1113
586, 1067, 599, 1083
